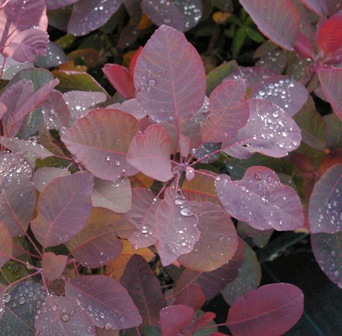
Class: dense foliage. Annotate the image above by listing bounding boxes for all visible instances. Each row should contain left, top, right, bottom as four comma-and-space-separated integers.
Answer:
0, 0, 341, 335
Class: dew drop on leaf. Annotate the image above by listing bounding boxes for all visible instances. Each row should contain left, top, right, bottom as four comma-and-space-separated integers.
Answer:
254, 172, 262, 180
180, 208, 192, 216
61, 314, 69, 322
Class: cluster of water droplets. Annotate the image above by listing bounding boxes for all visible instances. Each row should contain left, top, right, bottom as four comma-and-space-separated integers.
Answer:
191, 142, 220, 163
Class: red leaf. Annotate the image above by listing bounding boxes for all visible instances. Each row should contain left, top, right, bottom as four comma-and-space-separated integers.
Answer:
127, 124, 173, 182
178, 202, 238, 272
240, 0, 300, 50
129, 46, 143, 76
62, 109, 139, 181
216, 167, 304, 231
120, 255, 166, 326
201, 79, 249, 142
318, 68, 342, 121
42, 252, 68, 281
0, 221, 12, 268
308, 164, 342, 233
317, 14, 342, 55
159, 305, 195, 336
65, 275, 142, 329
31, 173, 94, 247
35, 295, 95, 336
174, 284, 206, 311
134, 25, 206, 123
226, 283, 304, 336
155, 188, 200, 266
102, 64, 135, 99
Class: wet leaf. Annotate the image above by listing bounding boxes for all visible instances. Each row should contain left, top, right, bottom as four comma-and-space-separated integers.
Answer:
33, 167, 71, 192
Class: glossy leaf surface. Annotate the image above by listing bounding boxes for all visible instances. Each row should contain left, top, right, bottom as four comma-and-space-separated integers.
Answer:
121, 255, 166, 326
240, 0, 300, 50
127, 124, 173, 182
134, 25, 205, 123
216, 166, 304, 231
308, 164, 342, 233
62, 109, 139, 181
31, 173, 94, 247
65, 275, 142, 329
227, 283, 304, 336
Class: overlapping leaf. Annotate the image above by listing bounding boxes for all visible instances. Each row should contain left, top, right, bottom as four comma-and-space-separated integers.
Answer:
317, 13, 342, 55
240, 0, 300, 50
134, 25, 206, 124
65, 275, 142, 329
62, 109, 139, 181
216, 166, 304, 231
33, 167, 71, 192
0, 221, 12, 268
41, 252, 68, 282
226, 284, 304, 336
31, 173, 94, 247
308, 164, 342, 233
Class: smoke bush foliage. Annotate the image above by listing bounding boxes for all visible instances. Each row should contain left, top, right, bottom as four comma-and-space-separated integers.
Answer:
0, 0, 341, 335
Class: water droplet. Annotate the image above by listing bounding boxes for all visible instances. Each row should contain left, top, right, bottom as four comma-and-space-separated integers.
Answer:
105, 323, 112, 330
175, 198, 186, 205
148, 79, 156, 86
61, 314, 69, 322
19, 297, 25, 304
180, 208, 192, 216
106, 156, 110, 162
331, 250, 336, 257
115, 160, 120, 167
254, 172, 262, 180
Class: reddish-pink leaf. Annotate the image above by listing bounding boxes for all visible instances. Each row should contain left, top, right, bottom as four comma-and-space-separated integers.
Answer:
120, 255, 166, 326
201, 79, 249, 142
91, 177, 131, 213
159, 305, 195, 336
155, 188, 200, 266
65, 275, 142, 329
178, 202, 238, 272
226, 283, 304, 336
107, 98, 147, 120
216, 167, 304, 231
250, 75, 308, 117
240, 0, 300, 50
0, 221, 12, 268
294, 31, 316, 59
62, 109, 139, 181
68, 0, 123, 36
174, 284, 206, 311
127, 124, 173, 182
134, 25, 206, 123
41, 252, 68, 281
33, 167, 71, 192
192, 312, 216, 329
318, 68, 342, 121
317, 14, 342, 55
308, 164, 342, 233
102, 64, 135, 99
35, 295, 95, 336
66, 207, 124, 268
223, 99, 302, 159
311, 232, 342, 288
126, 188, 159, 249
31, 173, 94, 247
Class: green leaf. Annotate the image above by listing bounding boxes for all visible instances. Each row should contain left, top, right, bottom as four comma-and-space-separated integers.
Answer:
232, 27, 247, 58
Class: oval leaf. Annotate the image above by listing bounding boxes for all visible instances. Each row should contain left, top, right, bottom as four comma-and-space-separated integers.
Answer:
62, 109, 139, 181
308, 164, 342, 233
65, 275, 142, 329
317, 13, 342, 55
216, 166, 304, 231
227, 283, 304, 336
240, 0, 300, 50
31, 173, 94, 247
134, 25, 205, 123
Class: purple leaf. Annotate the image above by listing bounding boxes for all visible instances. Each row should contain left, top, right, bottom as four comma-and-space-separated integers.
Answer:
178, 202, 238, 272
62, 109, 139, 181
41, 252, 68, 281
126, 187, 159, 249
33, 167, 71, 192
226, 283, 304, 336
65, 207, 124, 268
174, 283, 206, 311
92, 177, 131, 213
300, 0, 329, 16
65, 275, 142, 329
127, 124, 173, 182
159, 304, 194, 336
318, 68, 342, 121
223, 99, 302, 159
134, 25, 206, 123
250, 75, 308, 117
141, 0, 202, 32
68, 0, 123, 36
308, 164, 342, 233
31, 173, 94, 247
35, 295, 95, 336
46, 0, 80, 10
201, 79, 249, 142
120, 255, 166, 326
155, 188, 200, 266
35, 41, 68, 68
311, 232, 342, 288
0, 221, 13, 268
240, 0, 300, 50
216, 167, 304, 231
